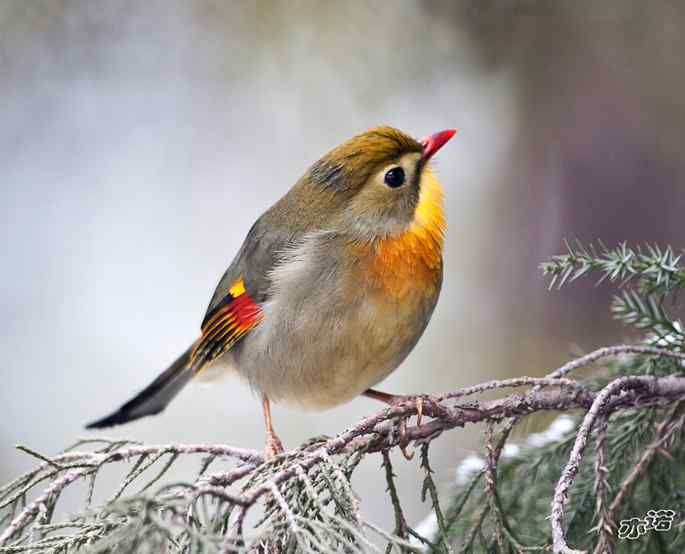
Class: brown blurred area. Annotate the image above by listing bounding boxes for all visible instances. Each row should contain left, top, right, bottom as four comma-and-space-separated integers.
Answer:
458, 1, 685, 345
2, 0, 685, 531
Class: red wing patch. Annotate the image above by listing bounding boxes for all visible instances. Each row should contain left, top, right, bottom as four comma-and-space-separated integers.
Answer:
191, 278, 262, 372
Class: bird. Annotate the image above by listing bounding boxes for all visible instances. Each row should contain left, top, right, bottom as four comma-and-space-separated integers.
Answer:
86, 125, 456, 458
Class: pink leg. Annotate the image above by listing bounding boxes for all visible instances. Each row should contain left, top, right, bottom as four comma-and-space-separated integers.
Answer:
262, 394, 284, 459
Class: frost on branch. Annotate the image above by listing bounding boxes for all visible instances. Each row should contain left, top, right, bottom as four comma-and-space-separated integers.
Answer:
1, 242, 684, 553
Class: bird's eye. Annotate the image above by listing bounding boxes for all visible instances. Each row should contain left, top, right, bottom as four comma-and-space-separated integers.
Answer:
384, 167, 405, 188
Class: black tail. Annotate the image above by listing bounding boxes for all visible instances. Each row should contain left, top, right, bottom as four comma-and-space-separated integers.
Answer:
86, 343, 196, 429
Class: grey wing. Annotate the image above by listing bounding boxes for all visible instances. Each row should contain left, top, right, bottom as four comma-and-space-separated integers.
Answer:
202, 214, 303, 327
203, 175, 330, 327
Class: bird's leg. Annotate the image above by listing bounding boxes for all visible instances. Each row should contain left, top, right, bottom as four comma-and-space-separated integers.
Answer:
363, 389, 426, 425
363, 389, 429, 460
261, 394, 284, 459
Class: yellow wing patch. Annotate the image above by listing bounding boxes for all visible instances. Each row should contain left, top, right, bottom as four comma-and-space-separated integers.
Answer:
191, 277, 262, 372
229, 279, 246, 296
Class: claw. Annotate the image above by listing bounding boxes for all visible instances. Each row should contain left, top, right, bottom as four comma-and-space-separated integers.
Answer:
363, 390, 440, 461
399, 396, 427, 459
398, 418, 414, 460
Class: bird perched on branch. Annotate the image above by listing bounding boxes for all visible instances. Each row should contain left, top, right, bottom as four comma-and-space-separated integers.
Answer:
87, 126, 456, 458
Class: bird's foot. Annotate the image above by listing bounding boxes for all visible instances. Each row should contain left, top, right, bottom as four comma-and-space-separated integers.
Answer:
368, 392, 444, 461
396, 418, 414, 460
390, 394, 447, 426
264, 431, 284, 460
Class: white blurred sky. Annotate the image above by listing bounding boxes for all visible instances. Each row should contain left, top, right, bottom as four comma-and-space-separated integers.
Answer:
7, 0, 685, 533
0, 2, 518, 528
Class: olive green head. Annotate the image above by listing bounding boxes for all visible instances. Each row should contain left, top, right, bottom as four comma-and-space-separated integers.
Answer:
272, 125, 455, 240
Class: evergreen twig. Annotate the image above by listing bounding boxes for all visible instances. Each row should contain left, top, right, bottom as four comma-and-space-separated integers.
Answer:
2, 241, 685, 553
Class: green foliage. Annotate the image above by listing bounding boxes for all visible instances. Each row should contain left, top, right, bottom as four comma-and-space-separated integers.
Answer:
0, 439, 399, 554
543, 241, 685, 345
2, 241, 684, 554
542, 241, 685, 294
444, 401, 685, 553
443, 241, 685, 553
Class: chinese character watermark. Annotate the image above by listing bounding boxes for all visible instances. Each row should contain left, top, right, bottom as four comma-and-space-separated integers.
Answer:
618, 509, 676, 540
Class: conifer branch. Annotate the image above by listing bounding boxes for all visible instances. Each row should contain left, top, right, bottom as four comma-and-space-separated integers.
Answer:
1, 348, 684, 552
3, 241, 685, 552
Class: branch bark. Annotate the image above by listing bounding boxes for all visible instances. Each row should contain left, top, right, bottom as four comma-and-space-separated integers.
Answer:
1, 344, 684, 552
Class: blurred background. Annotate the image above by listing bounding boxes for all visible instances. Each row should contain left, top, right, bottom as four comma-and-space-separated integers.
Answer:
2, 0, 685, 532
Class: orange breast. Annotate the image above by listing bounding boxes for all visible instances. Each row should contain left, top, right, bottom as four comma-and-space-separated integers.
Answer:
366, 168, 446, 299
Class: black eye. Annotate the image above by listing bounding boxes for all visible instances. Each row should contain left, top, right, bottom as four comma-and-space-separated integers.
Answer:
384, 167, 405, 188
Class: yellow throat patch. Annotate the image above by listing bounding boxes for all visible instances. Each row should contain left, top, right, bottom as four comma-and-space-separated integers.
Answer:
368, 167, 446, 298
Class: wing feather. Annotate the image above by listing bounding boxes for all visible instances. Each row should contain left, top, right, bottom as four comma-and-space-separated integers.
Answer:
197, 182, 328, 367
191, 277, 262, 372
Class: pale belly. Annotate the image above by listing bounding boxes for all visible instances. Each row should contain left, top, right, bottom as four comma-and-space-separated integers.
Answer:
212, 166, 446, 407
228, 267, 442, 410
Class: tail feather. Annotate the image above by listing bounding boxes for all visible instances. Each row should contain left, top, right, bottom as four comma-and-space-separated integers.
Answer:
85, 342, 197, 429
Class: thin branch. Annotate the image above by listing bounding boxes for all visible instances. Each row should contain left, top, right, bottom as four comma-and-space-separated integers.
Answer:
550, 376, 670, 554
604, 401, 685, 525
2, 345, 685, 553
382, 451, 409, 551
483, 423, 506, 552
590, 414, 612, 554
419, 444, 451, 553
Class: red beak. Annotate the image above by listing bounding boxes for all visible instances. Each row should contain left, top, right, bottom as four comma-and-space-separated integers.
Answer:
420, 129, 457, 162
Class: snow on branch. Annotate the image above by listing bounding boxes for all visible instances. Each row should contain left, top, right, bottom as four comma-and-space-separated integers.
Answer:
1, 345, 685, 553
